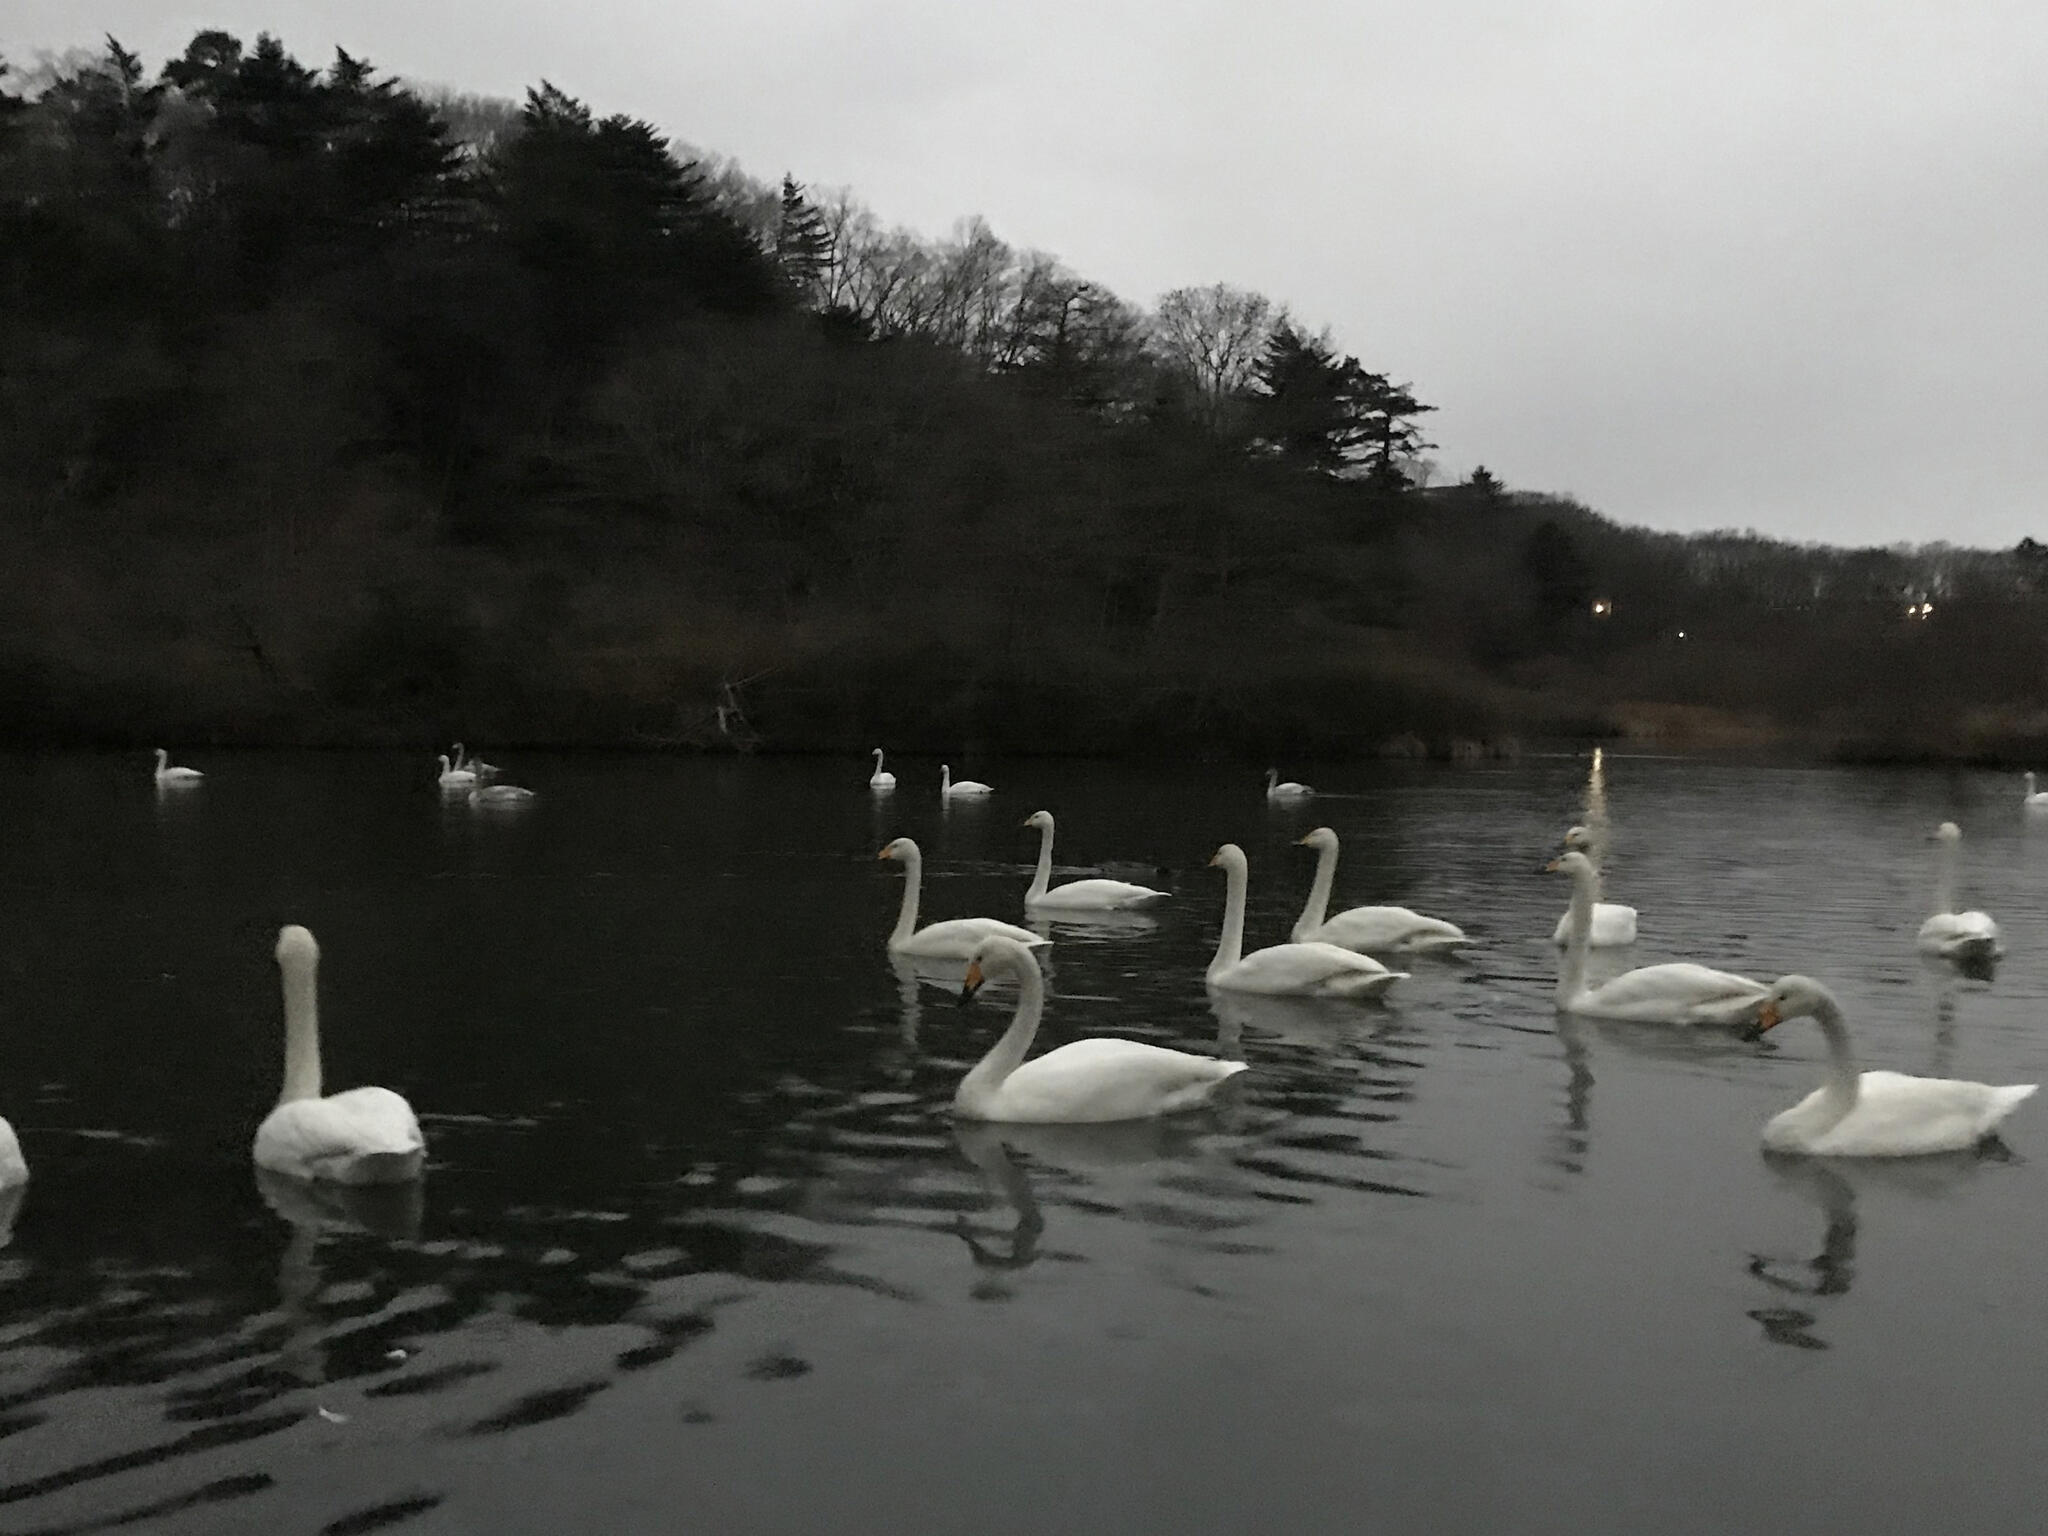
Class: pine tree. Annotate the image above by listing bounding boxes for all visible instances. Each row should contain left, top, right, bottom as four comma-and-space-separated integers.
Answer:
773, 174, 832, 304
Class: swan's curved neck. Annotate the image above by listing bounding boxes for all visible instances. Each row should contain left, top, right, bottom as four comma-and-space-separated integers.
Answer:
959, 960, 1044, 1102
941, 765, 952, 793
1933, 838, 1958, 915
1210, 861, 1248, 976
154, 748, 168, 770
1557, 861, 1596, 1007
872, 749, 884, 768
1809, 998, 1861, 1126
279, 956, 322, 1104
890, 850, 922, 945
1027, 820, 1054, 902
1294, 840, 1338, 940
1264, 769, 1277, 792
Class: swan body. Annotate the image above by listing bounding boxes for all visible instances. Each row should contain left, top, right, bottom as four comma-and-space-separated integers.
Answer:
879, 838, 1047, 959
1023, 811, 1167, 910
956, 938, 1244, 1122
0, 1117, 25, 1190
2025, 773, 2048, 809
1265, 768, 1313, 801
253, 926, 425, 1186
153, 749, 203, 785
1549, 825, 1637, 947
436, 754, 477, 790
1207, 844, 1405, 997
941, 764, 994, 798
1917, 822, 2001, 960
868, 749, 897, 789
1291, 827, 1467, 952
469, 784, 537, 806
1550, 851, 1765, 1025
1743, 976, 2035, 1155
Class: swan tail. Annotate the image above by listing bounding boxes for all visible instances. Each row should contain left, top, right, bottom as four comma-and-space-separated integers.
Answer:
1988, 1084, 2039, 1124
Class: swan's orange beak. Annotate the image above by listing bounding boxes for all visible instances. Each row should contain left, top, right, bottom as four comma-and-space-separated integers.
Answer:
1543, 856, 1563, 872
877, 845, 893, 860
960, 959, 986, 1002
1739, 999, 1780, 1043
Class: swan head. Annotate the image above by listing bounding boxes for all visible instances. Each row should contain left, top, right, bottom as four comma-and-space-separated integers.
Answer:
1935, 821, 1962, 844
1208, 843, 1248, 875
275, 924, 320, 971
1023, 810, 1054, 831
1546, 849, 1595, 879
1740, 974, 1831, 1042
1562, 825, 1592, 851
961, 935, 1039, 1000
878, 837, 918, 863
1297, 827, 1338, 851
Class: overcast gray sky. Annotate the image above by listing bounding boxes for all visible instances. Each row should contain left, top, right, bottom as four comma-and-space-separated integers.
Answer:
9, 1, 2047, 548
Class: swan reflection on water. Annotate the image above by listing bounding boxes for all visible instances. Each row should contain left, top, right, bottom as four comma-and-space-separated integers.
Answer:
257, 1169, 423, 1386
1026, 906, 1160, 941
1744, 1152, 1992, 1351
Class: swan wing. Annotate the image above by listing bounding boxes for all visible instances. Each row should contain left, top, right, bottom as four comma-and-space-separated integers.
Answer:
895, 918, 1050, 959
255, 1088, 425, 1185
1574, 963, 1765, 1025
1031, 878, 1168, 910
1308, 905, 1468, 953
1779, 1073, 2038, 1156
1213, 942, 1405, 997
971, 1038, 1245, 1123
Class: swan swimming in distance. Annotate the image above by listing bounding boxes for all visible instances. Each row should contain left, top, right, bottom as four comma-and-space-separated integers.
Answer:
1265, 768, 1313, 801
1549, 850, 1767, 1025
1022, 811, 1167, 910
955, 937, 1244, 1122
468, 784, 537, 807
879, 837, 1046, 959
1741, 976, 2035, 1155
1917, 822, 2000, 962
941, 765, 995, 798
1207, 844, 1405, 997
868, 749, 897, 789
436, 755, 477, 790
254, 926, 425, 1185
153, 749, 203, 785
451, 744, 501, 780
1291, 827, 1468, 953
1550, 825, 1638, 947
2025, 773, 2048, 809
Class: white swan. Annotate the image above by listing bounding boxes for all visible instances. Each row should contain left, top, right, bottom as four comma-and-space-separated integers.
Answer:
1265, 768, 1313, 801
2025, 773, 2048, 809
1550, 850, 1767, 1025
469, 784, 537, 806
1741, 976, 2035, 1155
941, 765, 994, 798
1916, 822, 2001, 961
956, 937, 1244, 1122
1291, 827, 1467, 953
1206, 844, 1405, 997
436, 754, 476, 790
153, 749, 203, 785
869, 749, 897, 789
0, 1115, 25, 1193
253, 927, 425, 1185
879, 838, 1046, 959
1023, 811, 1167, 910
1549, 825, 1638, 947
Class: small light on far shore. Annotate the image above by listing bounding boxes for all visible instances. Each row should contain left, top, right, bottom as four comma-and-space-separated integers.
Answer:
1677, 629, 1687, 639
1591, 598, 1613, 617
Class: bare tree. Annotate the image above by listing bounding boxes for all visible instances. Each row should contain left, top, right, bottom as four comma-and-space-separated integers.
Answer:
1151, 283, 1279, 435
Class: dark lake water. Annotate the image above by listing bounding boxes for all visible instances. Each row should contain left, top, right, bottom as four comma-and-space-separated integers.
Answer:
1, 750, 2045, 1535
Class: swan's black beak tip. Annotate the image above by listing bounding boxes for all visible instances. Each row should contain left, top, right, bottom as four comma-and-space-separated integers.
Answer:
956, 981, 982, 1007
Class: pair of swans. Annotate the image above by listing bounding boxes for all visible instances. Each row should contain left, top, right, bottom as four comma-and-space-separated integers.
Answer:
153, 749, 203, 785
1917, 821, 2000, 962
256, 926, 425, 1185
1291, 827, 1468, 953
436, 755, 476, 789
1207, 844, 1404, 996
1742, 976, 2034, 1155
954, 938, 1244, 1122
1550, 850, 1766, 1025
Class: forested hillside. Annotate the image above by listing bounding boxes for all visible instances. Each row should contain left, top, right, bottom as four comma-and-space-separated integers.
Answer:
3, 32, 2043, 759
